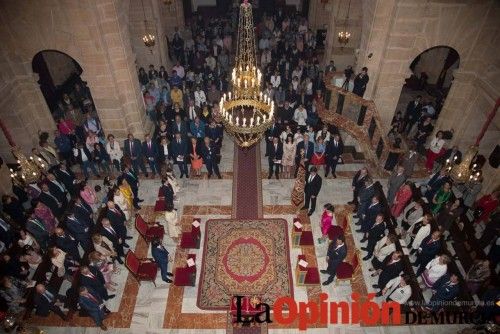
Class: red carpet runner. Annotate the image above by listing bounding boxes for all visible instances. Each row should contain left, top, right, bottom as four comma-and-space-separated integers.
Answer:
232, 144, 263, 219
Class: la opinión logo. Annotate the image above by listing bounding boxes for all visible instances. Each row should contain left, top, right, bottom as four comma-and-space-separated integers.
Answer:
234, 292, 401, 330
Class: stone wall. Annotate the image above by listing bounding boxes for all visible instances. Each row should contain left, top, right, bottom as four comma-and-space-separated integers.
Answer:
0, 0, 149, 162
42, 51, 80, 86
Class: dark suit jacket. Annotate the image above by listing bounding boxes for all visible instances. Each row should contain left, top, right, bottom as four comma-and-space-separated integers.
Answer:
352, 170, 367, 191
152, 244, 169, 271
123, 170, 139, 191
200, 143, 218, 163
25, 218, 49, 248
170, 121, 188, 138
78, 287, 104, 325
431, 275, 459, 302
100, 226, 121, 250
304, 173, 322, 196
296, 140, 314, 161
267, 142, 284, 161
39, 191, 62, 217
367, 221, 386, 244
55, 234, 80, 260
418, 235, 441, 263
326, 243, 347, 273
54, 168, 76, 194
142, 140, 159, 159
79, 266, 107, 299
34, 291, 57, 317
361, 202, 382, 232
123, 138, 143, 159
74, 147, 94, 165
64, 216, 88, 240
171, 139, 188, 161
378, 256, 403, 288
106, 208, 127, 239
158, 143, 171, 163
405, 100, 422, 121
265, 123, 281, 141
73, 201, 93, 228
326, 139, 344, 161
47, 181, 66, 204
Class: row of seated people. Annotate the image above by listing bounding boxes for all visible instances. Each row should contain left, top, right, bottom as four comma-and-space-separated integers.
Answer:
346, 164, 498, 319
0, 159, 180, 331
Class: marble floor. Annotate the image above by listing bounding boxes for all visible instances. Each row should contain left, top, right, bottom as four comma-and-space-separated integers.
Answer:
32, 138, 469, 334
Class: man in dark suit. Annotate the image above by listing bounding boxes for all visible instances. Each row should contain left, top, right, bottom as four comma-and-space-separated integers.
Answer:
414, 230, 443, 276
352, 67, 369, 97
78, 286, 110, 330
302, 166, 322, 216
357, 195, 382, 235
170, 115, 188, 139
158, 137, 171, 166
267, 137, 283, 179
26, 212, 50, 249
142, 133, 160, 177
39, 183, 63, 217
361, 214, 386, 260
151, 238, 173, 283
321, 235, 348, 285
54, 163, 77, 196
34, 283, 67, 320
46, 173, 68, 209
0, 218, 15, 249
404, 95, 422, 134
425, 273, 460, 312
159, 179, 174, 208
295, 133, 314, 177
386, 165, 406, 205
373, 251, 403, 290
354, 177, 375, 219
349, 167, 368, 207
171, 132, 189, 178
73, 143, 100, 179
124, 133, 147, 176
79, 265, 114, 301
401, 149, 418, 178
65, 212, 92, 252
54, 227, 81, 261
206, 120, 223, 149
106, 201, 130, 242
100, 218, 126, 261
200, 136, 221, 179
265, 120, 281, 156
424, 168, 449, 202
73, 196, 94, 228
122, 166, 142, 209
325, 134, 344, 178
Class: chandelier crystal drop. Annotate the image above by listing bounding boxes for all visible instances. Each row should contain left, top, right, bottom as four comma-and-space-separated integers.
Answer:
215, 0, 273, 148
444, 145, 482, 183
9, 147, 46, 185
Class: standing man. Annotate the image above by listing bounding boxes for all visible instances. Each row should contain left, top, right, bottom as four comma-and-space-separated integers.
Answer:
295, 133, 314, 177
321, 235, 347, 285
73, 142, 100, 179
78, 286, 110, 330
201, 136, 221, 179
124, 133, 147, 177
353, 67, 369, 97
404, 95, 423, 134
386, 165, 406, 206
401, 149, 418, 178
325, 134, 344, 178
142, 134, 160, 177
171, 132, 189, 178
302, 166, 322, 216
267, 137, 283, 180
361, 213, 386, 260
151, 238, 173, 283
349, 167, 368, 208
341, 65, 354, 90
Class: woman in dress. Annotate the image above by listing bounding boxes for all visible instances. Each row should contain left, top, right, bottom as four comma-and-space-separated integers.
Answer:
118, 179, 134, 221
112, 185, 131, 221
34, 201, 58, 234
79, 181, 99, 212
282, 134, 296, 179
431, 181, 452, 214
189, 137, 203, 177
165, 166, 180, 195
390, 181, 413, 218
88, 251, 118, 292
421, 254, 450, 288
92, 233, 120, 264
49, 247, 79, 278
319, 203, 336, 243
164, 202, 181, 240
425, 130, 445, 172
466, 259, 490, 294
106, 134, 123, 174
310, 137, 326, 171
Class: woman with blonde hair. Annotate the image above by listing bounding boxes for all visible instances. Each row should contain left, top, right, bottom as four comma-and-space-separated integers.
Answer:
118, 179, 134, 221
49, 247, 79, 278
112, 185, 131, 221
421, 254, 450, 288
91, 233, 118, 263
164, 202, 181, 240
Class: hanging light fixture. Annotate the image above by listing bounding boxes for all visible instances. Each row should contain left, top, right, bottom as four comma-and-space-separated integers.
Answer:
444, 145, 482, 183
215, 0, 273, 148
337, 0, 351, 46
141, 0, 155, 50
9, 147, 46, 186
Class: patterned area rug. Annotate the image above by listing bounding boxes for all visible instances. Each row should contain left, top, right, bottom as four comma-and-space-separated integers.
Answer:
197, 219, 293, 310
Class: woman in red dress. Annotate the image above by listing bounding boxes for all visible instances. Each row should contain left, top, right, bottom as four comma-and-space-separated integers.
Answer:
310, 137, 326, 172
391, 181, 413, 218
474, 191, 499, 224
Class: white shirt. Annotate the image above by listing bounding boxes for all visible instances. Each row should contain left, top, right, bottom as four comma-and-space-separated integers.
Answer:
316, 130, 331, 142
194, 90, 206, 108
270, 75, 281, 88
106, 141, 123, 161
384, 276, 412, 304
429, 137, 445, 154
412, 222, 431, 250
425, 258, 448, 282
374, 237, 396, 262
293, 108, 307, 126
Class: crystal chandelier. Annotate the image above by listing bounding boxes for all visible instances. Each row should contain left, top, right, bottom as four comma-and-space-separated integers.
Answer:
141, 0, 155, 50
337, 0, 351, 46
444, 145, 482, 183
9, 147, 46, 185
215, 0, 274, 148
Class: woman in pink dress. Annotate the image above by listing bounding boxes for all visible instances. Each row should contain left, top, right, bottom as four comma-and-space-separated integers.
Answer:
88, 251, 117, 292
319, 203, 336, 243
391, 181, 413, 217
34, 201, 58, 234
80, 181, 98, 211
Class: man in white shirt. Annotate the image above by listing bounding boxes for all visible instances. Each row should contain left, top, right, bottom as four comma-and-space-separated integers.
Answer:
194, 87, 206, 108
378, 274, 412, 304
172, 61, 185, 79
293, 104, 308, 129
270, 71, 281, 88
